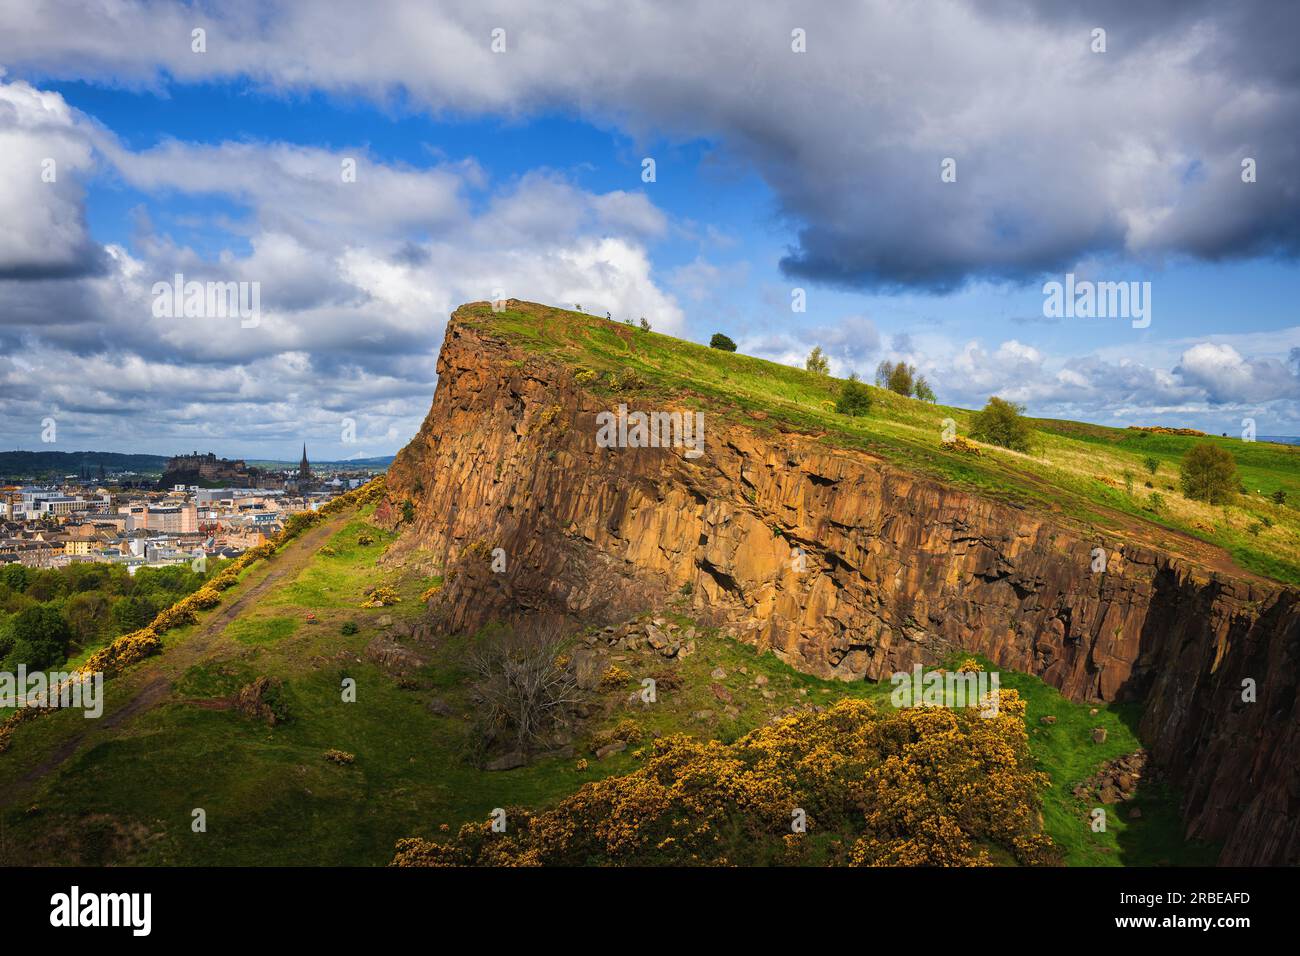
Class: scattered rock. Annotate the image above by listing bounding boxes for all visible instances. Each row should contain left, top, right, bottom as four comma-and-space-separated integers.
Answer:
1074, 751, 1151, 805
235, 676, 286, 726
1039, 715, 1057, 725
711, 683, 733, 704
645, 624, 669, 650
594, 740, 628, 759
364, 635, 426, 675
485, 752, 527, 772
1092, 727, 1108, 744
571, 648, 606, 690
692, 710, 714, 721
754, 675, 769, 687
1128, 807, 1142, 819
426, 697, 456, 717
710, 667, 727, 680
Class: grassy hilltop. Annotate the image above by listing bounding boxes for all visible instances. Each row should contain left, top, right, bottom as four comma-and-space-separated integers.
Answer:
459, 301, 1300, 586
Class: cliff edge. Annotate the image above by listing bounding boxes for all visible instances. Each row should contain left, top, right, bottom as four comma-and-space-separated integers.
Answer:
381, 301, 1300, 865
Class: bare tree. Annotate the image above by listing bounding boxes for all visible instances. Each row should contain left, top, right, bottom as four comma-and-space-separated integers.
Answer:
467, 626, 584, 757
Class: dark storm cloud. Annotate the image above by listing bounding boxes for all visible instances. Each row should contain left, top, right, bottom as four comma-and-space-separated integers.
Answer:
2, 1, 1298, 293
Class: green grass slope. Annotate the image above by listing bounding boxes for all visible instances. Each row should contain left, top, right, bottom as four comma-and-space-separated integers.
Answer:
459, 300, 1300, 586
0, 505, 1213, 866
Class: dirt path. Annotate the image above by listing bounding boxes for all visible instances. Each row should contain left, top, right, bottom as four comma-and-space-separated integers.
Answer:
0, 511, 354, 804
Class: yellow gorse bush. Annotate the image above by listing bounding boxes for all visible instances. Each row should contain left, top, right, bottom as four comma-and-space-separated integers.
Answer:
391, 692, 1057, 867
77, 627, 162, 678
361, 585, 401, 608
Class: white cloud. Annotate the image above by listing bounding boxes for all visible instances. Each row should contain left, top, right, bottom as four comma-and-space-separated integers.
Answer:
0, 77, 99, 277
0, 76, 684, 455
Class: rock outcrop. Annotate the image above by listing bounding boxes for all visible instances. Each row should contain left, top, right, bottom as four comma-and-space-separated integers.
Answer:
381, 304, 1300, 866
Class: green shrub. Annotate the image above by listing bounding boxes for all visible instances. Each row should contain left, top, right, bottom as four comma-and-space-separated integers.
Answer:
970, 396, 1033, 453
1179, 443, 1238, 505
835, 379, 872, 417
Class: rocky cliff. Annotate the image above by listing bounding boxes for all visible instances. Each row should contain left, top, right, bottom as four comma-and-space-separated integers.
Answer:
382, 305, 1300, 866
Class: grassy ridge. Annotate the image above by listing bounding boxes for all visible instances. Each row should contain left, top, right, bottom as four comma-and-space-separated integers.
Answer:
459, 301, 1300, 585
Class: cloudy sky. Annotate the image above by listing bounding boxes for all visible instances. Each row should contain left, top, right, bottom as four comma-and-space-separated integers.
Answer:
1, 0, 1298, 459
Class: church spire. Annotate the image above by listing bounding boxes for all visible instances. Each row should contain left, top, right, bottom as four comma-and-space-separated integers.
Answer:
299, 443, 311, 482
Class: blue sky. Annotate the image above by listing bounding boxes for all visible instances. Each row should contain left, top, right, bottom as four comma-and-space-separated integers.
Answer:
1, 1, 1298, 459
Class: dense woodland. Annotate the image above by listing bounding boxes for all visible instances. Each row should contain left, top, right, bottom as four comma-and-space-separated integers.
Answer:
0, 561, 218, 671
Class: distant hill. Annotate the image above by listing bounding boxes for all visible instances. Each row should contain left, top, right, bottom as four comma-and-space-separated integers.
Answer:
0, 450, 394, 481
244, 455, 395, 469
0, 450, 168, 479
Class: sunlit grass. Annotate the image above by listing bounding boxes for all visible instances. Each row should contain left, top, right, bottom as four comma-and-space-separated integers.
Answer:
460, 301, 1300, 584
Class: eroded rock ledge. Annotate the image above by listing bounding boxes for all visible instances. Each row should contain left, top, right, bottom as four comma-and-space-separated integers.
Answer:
381, 314, 1300, 866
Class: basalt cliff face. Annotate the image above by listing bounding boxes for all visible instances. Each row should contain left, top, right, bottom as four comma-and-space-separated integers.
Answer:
382, 309, 1300, 866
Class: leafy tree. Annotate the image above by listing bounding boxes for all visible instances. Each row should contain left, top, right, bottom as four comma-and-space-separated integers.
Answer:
0, 613, 13, 662
1143, 456, 1159, 475
64, 591, 111, 645
0, 563, 29, 593
111, 595, 158, 634
874, 360, 894, 388
638, 316, 651, 332
24, 570, 66, 603
805, 346, 830, 375
7, 605, 71, 669
970, 396, 1034, 452
914, 376, 936, 402
1272, 489, 1288, 506
835, 379, 872, 417
1179, 443, 1238, 505
709, 332, 737, 352
887, 362, 916, 397
65, 562, 112, 594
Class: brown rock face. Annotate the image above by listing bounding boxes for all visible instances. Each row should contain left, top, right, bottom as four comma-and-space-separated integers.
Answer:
383, 313, 1300, 866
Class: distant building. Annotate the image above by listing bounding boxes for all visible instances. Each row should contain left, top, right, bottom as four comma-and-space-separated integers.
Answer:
298, 444, 312, 483
161, 451, 263, 489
